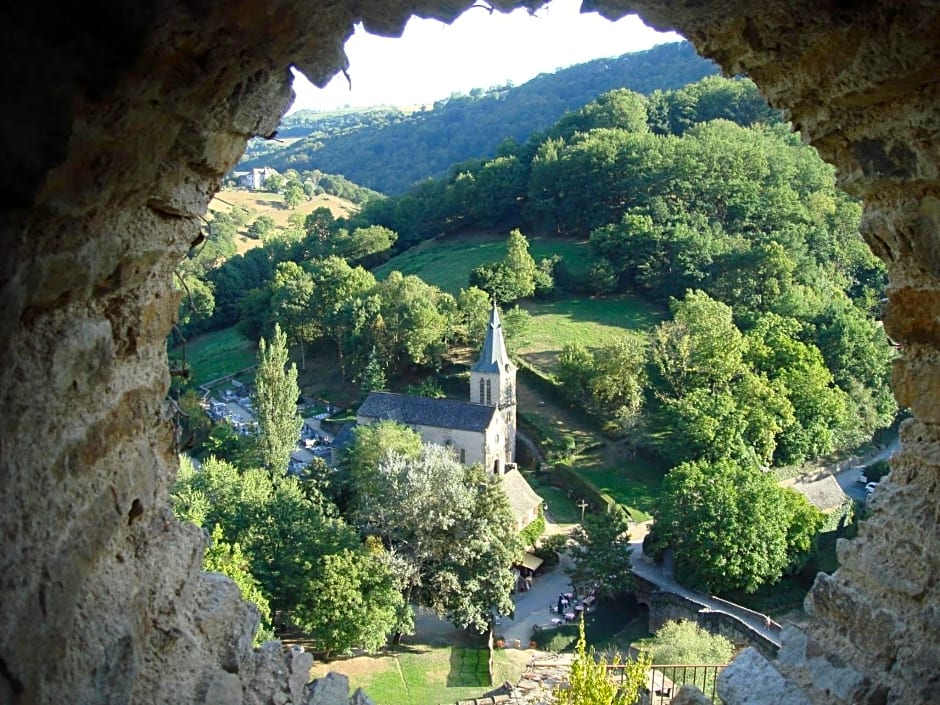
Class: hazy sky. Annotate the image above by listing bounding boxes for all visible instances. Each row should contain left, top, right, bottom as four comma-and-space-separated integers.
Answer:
289, 0, 682, 113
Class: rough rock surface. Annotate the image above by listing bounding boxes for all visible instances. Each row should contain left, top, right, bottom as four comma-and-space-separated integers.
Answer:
669, 685, 716, 705
0, 1, 938, 705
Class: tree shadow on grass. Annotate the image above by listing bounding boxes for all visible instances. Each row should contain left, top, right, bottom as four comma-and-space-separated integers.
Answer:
446, 647, 491, 688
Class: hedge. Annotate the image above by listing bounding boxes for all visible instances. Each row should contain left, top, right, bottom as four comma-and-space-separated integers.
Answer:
549, 462, 617, 514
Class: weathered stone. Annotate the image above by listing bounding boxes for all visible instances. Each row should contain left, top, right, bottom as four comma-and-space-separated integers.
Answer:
718, 649, 811, 705
670, 684, 714, 705
349, 688, 376, 705
204, 671, 244, 705
305, 672, 351, 705
2, 3, 939, 705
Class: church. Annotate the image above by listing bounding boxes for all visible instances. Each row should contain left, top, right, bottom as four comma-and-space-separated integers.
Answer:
356, 305, 542, 529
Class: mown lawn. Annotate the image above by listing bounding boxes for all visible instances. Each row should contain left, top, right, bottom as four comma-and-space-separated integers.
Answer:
169, 327, 257, 387
573, 452, 665, 522
515, 296, 666, 374
373, 231, 596, 296
309, 646, 521, 705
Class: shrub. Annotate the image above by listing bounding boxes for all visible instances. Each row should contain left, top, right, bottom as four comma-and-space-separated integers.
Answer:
519, 512, 546, 548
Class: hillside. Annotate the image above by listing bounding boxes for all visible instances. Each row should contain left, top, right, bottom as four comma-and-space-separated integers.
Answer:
208, 190, 357, 254
241, 41, 716, 194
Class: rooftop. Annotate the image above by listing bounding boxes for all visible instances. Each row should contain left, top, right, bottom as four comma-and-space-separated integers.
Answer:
358, 391, 497, 433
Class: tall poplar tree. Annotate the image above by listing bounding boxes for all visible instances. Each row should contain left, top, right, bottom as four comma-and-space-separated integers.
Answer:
252, 323, 302, 474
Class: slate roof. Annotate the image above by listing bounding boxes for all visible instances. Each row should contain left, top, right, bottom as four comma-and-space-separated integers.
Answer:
501, 468, 543, 524
358, 392, 497, 433
471, 304, 514, 374
790, 474, 848, 512
331, 423, 357, 452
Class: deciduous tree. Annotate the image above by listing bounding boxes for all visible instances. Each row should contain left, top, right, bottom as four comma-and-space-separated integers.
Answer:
567, 505, 634, 598
355, 445, 521, 632
651, 458, 821, 594
252, 324, 302, 474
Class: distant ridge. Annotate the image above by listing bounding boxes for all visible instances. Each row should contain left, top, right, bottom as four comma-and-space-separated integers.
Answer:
241, 41, 717, 194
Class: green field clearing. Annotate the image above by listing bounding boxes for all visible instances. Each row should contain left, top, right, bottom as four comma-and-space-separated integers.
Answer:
515, 296, 666, 373
516, 374, 666, 521
209, 189, 358, 255
374, 232, 595, 295
169, 327, 257, 387
309, 646, 523, 705
573, 453, 664, 522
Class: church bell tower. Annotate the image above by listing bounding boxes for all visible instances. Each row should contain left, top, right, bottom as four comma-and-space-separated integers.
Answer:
470, 304, 517, 470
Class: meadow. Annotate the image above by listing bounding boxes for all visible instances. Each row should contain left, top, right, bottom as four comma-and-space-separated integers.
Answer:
373, 231, 596, 295
169, 327, 257, 387
515, 296, 666, 373
307, 646, 527, 705
209, 189, 358, 254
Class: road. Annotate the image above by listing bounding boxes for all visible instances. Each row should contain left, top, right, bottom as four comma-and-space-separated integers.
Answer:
831, 438, 899, 503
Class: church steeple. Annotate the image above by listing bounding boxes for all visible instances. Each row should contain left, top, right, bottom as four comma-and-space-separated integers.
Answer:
470, 304, 517, 472
471, 303, 513, 378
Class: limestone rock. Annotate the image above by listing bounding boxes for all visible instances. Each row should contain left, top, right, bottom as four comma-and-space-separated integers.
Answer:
2, 3, 939, 705
305, 672, 351, 705
717, 649, 811, 705
204, 671, 243, 705
670, 684, 714, 705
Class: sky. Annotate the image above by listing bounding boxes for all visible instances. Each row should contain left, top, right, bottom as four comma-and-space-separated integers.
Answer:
288, 0, 683, 113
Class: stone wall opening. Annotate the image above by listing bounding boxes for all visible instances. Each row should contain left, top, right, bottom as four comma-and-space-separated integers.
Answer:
1, 2, 937, 704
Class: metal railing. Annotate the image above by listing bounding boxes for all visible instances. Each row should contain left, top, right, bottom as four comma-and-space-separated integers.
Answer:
606, 663, 728, 704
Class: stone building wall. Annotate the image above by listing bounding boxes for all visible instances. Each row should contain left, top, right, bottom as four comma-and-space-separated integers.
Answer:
1, 2, 937, 705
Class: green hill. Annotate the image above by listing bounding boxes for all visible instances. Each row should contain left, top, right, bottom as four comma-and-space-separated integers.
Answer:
241, 41, 716, 194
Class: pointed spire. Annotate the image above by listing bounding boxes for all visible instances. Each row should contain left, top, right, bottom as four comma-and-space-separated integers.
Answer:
472, 303, 512, 373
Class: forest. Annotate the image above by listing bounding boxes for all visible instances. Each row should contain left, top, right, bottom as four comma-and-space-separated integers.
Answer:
173, 68, 897, 649
239, 41, 720, 194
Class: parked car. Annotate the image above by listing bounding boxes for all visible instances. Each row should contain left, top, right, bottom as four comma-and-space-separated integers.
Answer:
865, 481, 879, 494
858, 473, 869, 485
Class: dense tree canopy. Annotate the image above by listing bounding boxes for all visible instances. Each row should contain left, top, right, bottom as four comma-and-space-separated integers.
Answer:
354, 443, 522, 632
241, 42, 715, 194
567, 505, 634, 598
650, 458, 824, 593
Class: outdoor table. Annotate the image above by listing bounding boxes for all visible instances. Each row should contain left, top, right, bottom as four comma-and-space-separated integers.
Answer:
564, 592, 574, 599
574, 604, 584, 612
551, 618, 562, 626
564, 612, 576, 622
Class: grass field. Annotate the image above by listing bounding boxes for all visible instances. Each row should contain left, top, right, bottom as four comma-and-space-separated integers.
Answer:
516, 373, 666, 521
308, 646, 526, 705
169, 327, 257, 387
515, 296, 666, 373
374, 231, 596, 296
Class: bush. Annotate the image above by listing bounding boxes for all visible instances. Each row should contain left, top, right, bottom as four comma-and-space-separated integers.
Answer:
534, 533, 568, 568
551, 463, 617, 514
649, 620, 734, 664
519, 512, 546, 548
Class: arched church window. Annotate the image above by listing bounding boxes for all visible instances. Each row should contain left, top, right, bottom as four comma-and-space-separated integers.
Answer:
486, 379, 492, 405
